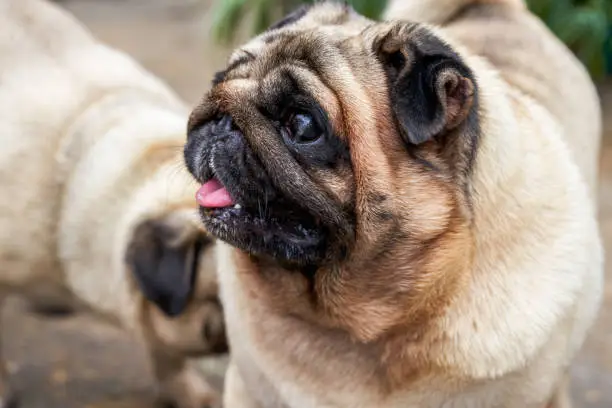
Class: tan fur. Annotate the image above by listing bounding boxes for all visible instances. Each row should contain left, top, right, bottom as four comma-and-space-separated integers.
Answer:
0, 0, 225, 406
384, 0, 526, 25
191, 0, 604, 407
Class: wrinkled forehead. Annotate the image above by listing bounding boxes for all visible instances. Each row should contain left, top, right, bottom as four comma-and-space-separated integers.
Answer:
191, 3, 388, 144
228, 3, 373, 68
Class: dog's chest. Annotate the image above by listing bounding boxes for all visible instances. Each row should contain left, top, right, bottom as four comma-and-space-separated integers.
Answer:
218, 243, 565, 408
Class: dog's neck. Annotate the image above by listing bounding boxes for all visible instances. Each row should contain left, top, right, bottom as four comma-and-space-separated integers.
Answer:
436, 57, 600, 379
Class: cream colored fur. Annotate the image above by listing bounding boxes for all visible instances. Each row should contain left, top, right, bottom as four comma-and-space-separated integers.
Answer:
219, 0, 603, 407
0, 0, 222, 406
384, 0, 526, 25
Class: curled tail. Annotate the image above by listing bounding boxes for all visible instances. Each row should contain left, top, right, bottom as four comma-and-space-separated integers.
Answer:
383, 0, 525, 24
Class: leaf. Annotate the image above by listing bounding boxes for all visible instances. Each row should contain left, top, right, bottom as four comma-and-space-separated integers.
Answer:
587, 47, 606, 79
253, 0, 276, 35
531, 0, 610, 79
526, 0, 556, 19
211, 0, 249, 44
348, 0, 388, 19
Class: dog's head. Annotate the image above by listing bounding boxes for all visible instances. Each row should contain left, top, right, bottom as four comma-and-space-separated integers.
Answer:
126, 211, 227, 355
184, 3, 479, 340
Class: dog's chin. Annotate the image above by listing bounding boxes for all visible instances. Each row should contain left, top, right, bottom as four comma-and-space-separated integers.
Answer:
198, 203, 327, 266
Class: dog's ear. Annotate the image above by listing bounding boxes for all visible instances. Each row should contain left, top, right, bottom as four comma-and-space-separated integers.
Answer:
373, 23, 476, 145
126, 215, 211, 317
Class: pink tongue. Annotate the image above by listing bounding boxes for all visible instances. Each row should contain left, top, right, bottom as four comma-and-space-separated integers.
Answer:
196, 178, 235, 208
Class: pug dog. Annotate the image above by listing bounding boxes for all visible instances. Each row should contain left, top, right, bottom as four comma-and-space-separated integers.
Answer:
184, 0, 603, 407
0, 0, 226, 407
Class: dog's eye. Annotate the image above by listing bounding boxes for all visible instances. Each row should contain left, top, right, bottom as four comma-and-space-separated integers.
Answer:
285, 113, 322, 144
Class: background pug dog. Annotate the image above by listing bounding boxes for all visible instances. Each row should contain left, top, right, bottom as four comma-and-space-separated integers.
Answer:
185, 0, 603, 407
0, 0, 226, 407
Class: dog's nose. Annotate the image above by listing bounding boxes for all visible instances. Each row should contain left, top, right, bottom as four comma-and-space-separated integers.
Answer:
211, 115, 234, 133
184, 114, 239, 183
188, 115, 234, 140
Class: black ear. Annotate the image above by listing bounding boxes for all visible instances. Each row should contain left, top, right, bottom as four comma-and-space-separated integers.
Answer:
126, 218, 210, 317
375, 24, 476, 145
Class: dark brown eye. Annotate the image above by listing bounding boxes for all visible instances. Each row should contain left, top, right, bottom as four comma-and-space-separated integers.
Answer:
286, 113, 322, 144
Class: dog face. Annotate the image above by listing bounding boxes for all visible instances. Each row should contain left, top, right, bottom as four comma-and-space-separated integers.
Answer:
126, 212, 227, 355
184, 3, 479, 339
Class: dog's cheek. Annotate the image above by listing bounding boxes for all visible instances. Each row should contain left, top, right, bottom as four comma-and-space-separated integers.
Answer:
395, 168, 456, 241
309, 166, 354, 206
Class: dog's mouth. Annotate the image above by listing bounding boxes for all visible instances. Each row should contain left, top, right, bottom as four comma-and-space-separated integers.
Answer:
194, 175, 327, 266
196, 178, 236, 209
184, 111, 351, 266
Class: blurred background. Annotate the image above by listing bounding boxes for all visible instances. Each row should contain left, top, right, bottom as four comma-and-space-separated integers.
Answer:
4, 0, 611, 407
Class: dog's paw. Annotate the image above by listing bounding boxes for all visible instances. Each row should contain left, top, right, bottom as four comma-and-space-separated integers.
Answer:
28, 301, 75, 318
156, 394, 220, 408
157, 367, 221, 408
26, 289, 77, 318
156, 400, 218, 408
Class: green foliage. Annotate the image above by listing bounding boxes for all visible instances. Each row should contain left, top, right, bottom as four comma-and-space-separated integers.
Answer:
211, 0, 612, 79
211, 0, 388, 44
527, 0, 612, 79
211, 0, 248, 45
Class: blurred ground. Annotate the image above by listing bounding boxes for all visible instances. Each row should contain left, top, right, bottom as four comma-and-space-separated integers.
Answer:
2, 0, 612, 407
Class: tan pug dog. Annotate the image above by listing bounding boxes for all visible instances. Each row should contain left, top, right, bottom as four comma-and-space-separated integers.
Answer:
0, 0, 227, 407
184, 0, 603, 407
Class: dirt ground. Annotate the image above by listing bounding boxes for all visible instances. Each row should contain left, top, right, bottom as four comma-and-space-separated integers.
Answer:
3, 0, 612, 407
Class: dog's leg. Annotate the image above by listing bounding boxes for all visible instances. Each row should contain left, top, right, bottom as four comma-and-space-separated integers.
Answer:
223, 363, 261, 408
546, 374, 572, 408
150, 347, 220, 408
27, 284, 76, 317
0, 294, 18, 408
545, 372, 572, 408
